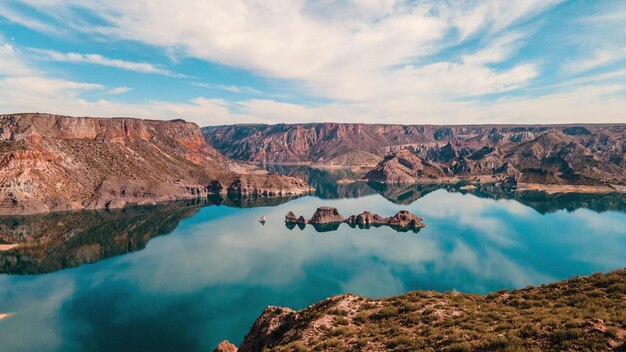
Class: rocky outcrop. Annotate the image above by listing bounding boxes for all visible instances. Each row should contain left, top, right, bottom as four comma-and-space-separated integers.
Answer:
231, 269, 626, 351
387, 210, 424, 229
284, 211, 297, 222
308, 206, 344, 224
213, 340, 238, 352
285, 207, 425, 232
238, 306, 297, 352
364, 149, 446, 183
0, 113, 312, 215
345, 211, 387, 226
203, 123, 626, 188
365, 131, 626, 187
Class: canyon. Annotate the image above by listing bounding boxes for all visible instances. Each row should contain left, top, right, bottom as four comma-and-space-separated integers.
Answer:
203, 123, 626, 190
0, 113, 312, 215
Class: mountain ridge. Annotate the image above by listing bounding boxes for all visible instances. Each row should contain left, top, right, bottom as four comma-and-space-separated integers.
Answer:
202, 123, 626, 188
0, 113, 312, 215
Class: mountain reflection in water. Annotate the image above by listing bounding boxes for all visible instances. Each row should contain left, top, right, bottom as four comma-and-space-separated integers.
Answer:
0, 195, 300, 275
0, 179, 625, 351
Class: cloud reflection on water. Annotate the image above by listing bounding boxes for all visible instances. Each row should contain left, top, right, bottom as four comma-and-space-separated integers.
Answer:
0, 189, 625, 351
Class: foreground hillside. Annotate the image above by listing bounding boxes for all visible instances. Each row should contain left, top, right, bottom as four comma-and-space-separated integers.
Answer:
0, 114, 311, 215
218, 269, 626, 351
203, 123, 626, 188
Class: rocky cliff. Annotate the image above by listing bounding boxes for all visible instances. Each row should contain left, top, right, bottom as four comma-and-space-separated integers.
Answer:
0, 113, 312, 215
203, 123, 626, 188
222, 268, 626, 351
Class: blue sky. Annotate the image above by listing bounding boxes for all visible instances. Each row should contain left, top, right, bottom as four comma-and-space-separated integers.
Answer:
0, 0, 625, 126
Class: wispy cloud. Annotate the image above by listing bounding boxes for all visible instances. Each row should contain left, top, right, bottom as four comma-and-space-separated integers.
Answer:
190, 82, 261, 95
1, 1, 625, 125
28, 48, 186, 77
562, 48, 626, 74
106, 86, 132, 94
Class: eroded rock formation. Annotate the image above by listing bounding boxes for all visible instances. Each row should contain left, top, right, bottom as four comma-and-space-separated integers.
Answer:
285, 207, 425, 232
213, 340, 238, 352
308, 206, 344, 224
0, 113, 312, 215
203, 123, 626, 189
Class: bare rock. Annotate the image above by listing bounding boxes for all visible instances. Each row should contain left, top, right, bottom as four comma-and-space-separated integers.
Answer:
238, 306, 296, 352
204, 123, 626, 187
388, 210, 425, 228
365, 149, 446, 184
0, 113, 313, 215
213, 340, 238, 352
309, 206, 345, 224
285, 211, 298, 223
346, 211, 387, 226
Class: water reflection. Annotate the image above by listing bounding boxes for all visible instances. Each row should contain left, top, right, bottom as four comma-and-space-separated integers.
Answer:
369, 181, 626, 214
266, 165, 377, 199
269, 165, 626, 214
0, 195, 300, 275
0, 183, 625, 351
0, 201, 205, 275
287, 221, 422, 233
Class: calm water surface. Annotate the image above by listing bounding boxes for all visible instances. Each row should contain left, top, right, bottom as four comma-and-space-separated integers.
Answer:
1, 172, 626, 351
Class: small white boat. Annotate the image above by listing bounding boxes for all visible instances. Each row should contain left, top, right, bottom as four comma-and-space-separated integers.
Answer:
259, 216, 267, 223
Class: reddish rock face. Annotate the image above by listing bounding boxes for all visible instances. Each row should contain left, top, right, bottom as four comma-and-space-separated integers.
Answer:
308, 206, 345, 224
388, 210, 425, 228
365, 149, 445, 184
203, 123, 626, 186
0, 113, 312, 215
213, 340, 238, 352
346, 211, 387, 226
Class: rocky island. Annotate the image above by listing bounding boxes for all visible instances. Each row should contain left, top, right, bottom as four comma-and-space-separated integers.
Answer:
285, 206, 425, 232
0, 113, 313, 215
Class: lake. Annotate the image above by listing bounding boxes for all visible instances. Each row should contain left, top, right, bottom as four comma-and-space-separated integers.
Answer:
1, 169, 626, 351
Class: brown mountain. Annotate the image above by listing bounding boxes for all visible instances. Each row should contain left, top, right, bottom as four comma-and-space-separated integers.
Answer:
0, 113, 312, 215
203, 123, 626, 188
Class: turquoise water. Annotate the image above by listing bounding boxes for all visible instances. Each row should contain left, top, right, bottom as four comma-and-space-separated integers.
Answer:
1, 184, 626, 351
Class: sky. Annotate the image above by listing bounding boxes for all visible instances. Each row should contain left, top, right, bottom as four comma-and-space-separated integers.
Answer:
0, 0, 625, 126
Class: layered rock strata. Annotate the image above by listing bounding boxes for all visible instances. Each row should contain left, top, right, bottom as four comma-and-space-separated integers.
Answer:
0, 113, 312, 215
203, 123, 626, 189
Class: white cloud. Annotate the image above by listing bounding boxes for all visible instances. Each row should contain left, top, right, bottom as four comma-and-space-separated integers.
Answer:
190, 82, 262, 95
0, 41, 34, 76
1, 1, 625, 125
106, 86, 132, 94
562, 48, 626, 74
28, 48, 185, 77
1, 1, 560, 101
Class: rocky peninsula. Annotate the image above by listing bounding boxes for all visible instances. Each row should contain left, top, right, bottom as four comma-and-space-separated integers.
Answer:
215, 268, 626, 351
